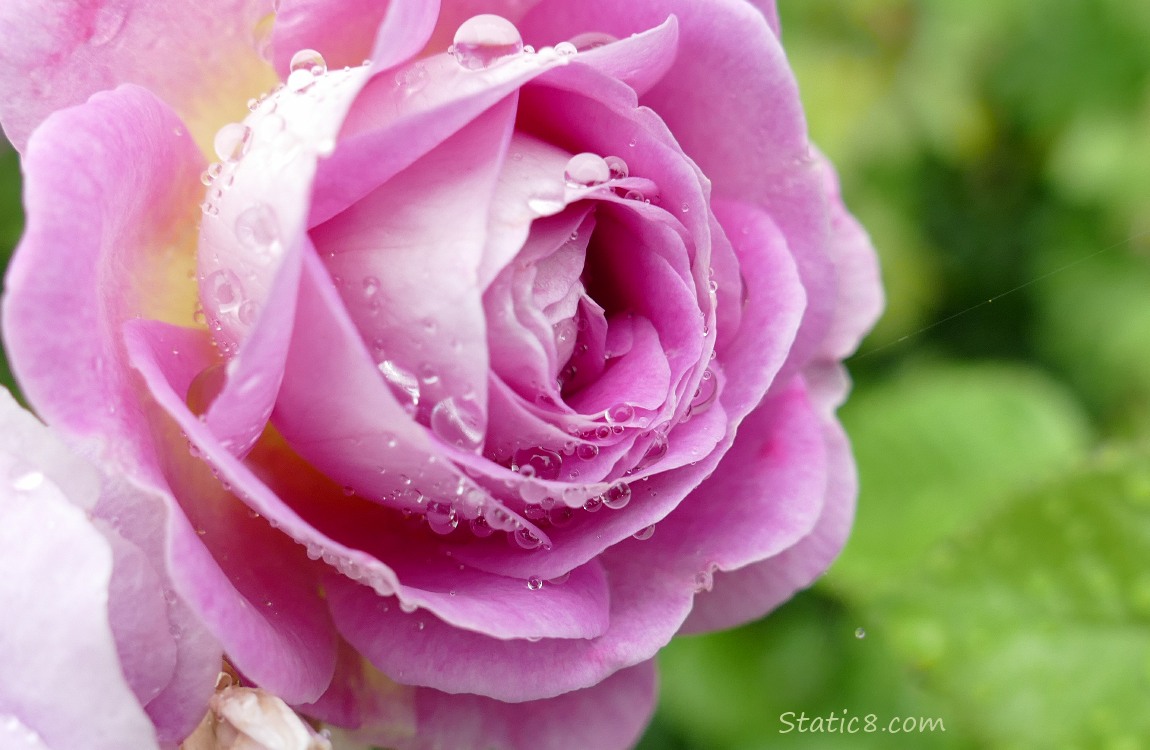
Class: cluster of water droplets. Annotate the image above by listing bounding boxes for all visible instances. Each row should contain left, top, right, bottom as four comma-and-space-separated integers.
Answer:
447, 15, 609, 73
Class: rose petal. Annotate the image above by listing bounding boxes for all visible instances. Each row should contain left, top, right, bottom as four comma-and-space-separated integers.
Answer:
680, 415, 856, 632
0, 0, 277, 153
327, 536, 693, 701
312, 97, 518, 420
123, 320, 339, 704
272, 0, 440, 75
0, 390, 160, 750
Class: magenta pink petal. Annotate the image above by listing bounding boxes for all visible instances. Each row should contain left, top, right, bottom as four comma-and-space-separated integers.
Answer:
327, 537, 694, 702
0, 0, 275, 151
681, 416, 856, 633
396, 661, 655, 750
748, 0, 782, 35
811, 151, 885, 362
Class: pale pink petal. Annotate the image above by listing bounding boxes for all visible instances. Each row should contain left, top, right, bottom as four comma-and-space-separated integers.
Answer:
123, 321, 339, 704
0, 390, 160, 750
0, 0, 277, 152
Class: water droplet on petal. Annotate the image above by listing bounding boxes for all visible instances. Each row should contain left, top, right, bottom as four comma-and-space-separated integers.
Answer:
576, 443, 599, 461
624, 189, 646, 203
526, 576, 544, 590
527, 195, 566, 215
362, 276, 380, 299
604, 155, 629, 180
694, 568, 714, 592
470, 515, 495, 537
554, 41, 577, 56
568, 31, 618, 51
564, 152, 611, 187
602, 481, 631, 510
378, 360, 421, 415
451, 15, 523, 70
213, 123, 252, 163
426, 501, 459, 535
514, 527, 543, 550
430, 395, 486, 450
186, 362, 227, 417
204, 269, 244, 315
235, 203, 281, 261
633, 524, 655, 540
399, 600, 418, 614
289, 48, 327, 76
606, 403, 634, 424
513, 447, 563, 481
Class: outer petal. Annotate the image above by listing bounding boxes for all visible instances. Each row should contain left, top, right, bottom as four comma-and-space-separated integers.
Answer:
0, 0, 277, 153
2, 84, 203, 452
0, 389, 160, 750
681, 416, 856, 633
0, 86, 223, 741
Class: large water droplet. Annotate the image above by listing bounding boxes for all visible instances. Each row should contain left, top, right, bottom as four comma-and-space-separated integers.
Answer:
606, 403, 634, 424
526, 576, 544, 590
204, 269, 244, 315
633, 524, 655, 540
426, 501, 459, 535
564, 153, 611, 187
689, 368, 719, 416
513, 527, 543, 550
513, 447, 563, 481
287, 48, 328, 91
451, 15, 524, 70
234, 203, 281, 261
576, 443, 599, 461
378, 360, 421, 415
604, 155, 629, 180
430, 395, 485, 451
602, 481, 631, 510
213, 123, 252, 163
186, 362, 227, 417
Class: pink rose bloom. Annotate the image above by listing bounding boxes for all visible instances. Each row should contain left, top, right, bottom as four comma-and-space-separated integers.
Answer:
0, 0, 881, 748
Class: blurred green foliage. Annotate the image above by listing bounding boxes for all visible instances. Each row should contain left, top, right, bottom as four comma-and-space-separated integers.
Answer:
1, 1, 1149, 748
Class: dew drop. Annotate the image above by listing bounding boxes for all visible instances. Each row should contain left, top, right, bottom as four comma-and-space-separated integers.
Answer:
568, 31, 618, 51
554, 41, 577, 56
186, 362, 227, 417
583, 495, 603, 513
855, 627, 866, 639
470, 515, 495, 537
633, 524, 655, 540
362, 276, 381, 299
526, 576, 544, 591
624, 189, 646, 203
451, 15, 523, 71
426, 501, 459, 535
690, 369, 719, 416
235, 203, 281, 261
564, 152, 611, 187
604, 155, 629, 180
378, 360, 421, 415
576, 443, 599, 461
430, 395, 486, 451
602, 481, 631, 510
607, 403, 634, 424
289, 48, 328, 76
204, 269, 244, 316
213, 123, 252, 163
694, 568, 714, 593
527, 195, 566, 215
399, 600, 418, 614
513, 447, 563, 481
514, 528, 543, 550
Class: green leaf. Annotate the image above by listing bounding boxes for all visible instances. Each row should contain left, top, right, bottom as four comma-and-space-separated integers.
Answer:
831, 362, 1092, 597
871, 446, 1150, 747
